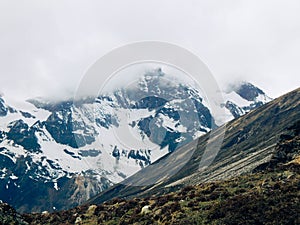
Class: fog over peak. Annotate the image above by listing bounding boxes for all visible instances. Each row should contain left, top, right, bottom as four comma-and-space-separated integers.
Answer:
0, 0, 300, 102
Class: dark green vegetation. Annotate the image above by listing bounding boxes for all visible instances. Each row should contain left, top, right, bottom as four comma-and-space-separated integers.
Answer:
21, 163, 300, 224
2, 159, 299, 224
0, 203, 27, 225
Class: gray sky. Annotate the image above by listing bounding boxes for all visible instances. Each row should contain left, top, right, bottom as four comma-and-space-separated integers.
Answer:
0, 0, 300, 101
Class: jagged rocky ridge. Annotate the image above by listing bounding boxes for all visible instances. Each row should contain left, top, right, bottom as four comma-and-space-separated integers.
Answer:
0, 68, 271, 212
1, 87, 299, 224
89, 87, 299, 204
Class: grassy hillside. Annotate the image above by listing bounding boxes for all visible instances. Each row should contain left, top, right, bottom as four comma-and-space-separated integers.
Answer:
1, 88, 299, 225
21, 120, 300, 224
21, 163, 299, 225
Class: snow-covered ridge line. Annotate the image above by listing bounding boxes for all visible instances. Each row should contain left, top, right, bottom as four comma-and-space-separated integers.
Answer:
0, 68, 272, 212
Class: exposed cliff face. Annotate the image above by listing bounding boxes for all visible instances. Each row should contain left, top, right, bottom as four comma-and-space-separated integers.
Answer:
0, 68, 271, 212
0, 97, 8, 117
222, 82, 272, 119
0, 87, 299, 225
89, 87, 300, 204
254, 120, 300, 171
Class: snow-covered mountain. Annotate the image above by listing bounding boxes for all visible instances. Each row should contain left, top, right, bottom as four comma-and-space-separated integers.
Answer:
222, 82, 272, 120
0, 68, 271, 212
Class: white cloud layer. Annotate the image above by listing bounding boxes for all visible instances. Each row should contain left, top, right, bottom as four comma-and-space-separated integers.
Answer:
0, 0, 299, 100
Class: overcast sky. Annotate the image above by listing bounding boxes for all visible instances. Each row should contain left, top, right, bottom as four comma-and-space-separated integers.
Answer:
0, 0, 300, 101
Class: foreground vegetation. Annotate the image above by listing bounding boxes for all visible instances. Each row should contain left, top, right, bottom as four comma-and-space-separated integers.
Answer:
18, 162, 298, 225
2, 118, 300, 224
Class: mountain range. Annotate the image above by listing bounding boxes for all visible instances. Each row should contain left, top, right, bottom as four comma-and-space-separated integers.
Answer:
0, 68, 272, 212
89, 86, 299, 205
0, 85, 299, 225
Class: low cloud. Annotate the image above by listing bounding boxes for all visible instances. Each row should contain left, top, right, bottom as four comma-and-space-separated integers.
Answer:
0, 0, 299, 101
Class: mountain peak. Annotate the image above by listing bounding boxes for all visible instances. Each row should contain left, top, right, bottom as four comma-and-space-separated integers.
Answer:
221, 81, 272, 120
0, 97, 8, 117
234, 82, 265, 101
89, 87, 300, 205
0, 73, 273, 212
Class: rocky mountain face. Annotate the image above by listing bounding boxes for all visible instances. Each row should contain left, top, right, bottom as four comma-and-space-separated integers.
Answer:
1, 88, 298, 225
0, 68, 271, 212
89, 87, 299, 204
222, 82, 272, 119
